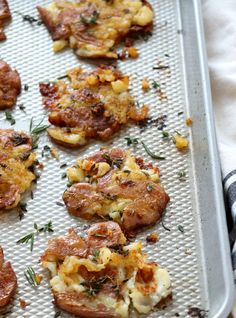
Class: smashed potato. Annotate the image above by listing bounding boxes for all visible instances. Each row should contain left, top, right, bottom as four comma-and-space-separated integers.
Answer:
41, 221, 171, 318
37, 0, 153, 58
0, 129, 36, 210
63, 148, 169, 236
39, 66, 148, 148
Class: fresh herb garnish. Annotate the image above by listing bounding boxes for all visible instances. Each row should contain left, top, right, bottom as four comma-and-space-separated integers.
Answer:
178, 225, 184, 233
60, 163, 67, 169
177, 171, 186, 181
141, 141, 165, 160
146, 183, 153, 192
161, 219, 171, 231
93, 233, 107, 238
41, 145, 51, 158
178, 111, 184, 116
92, 249, 100, 262
29, 117, 50, 149
61, 172, 67, 179
162, 131, 170, 139
18, 202, 28, 220
56, 201, 64, 207
153, 65, 169, 70
54, 312, 61, 318
125, 137, 139, 146
5, 111, 15, 125
24, 84, 29, 91
16, 221, 53, 251
18, 103, 26, 111
80, 10, 99, 25
24, 266, 40, 287
57, 75, 68, 80
152, 81, 161, 91
82, 276, 108, 296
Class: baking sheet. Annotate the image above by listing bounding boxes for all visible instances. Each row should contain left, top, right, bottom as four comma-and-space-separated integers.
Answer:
0, 0, 233, 317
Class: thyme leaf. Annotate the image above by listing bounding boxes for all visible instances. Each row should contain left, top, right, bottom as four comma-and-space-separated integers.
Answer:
5, 111, 15, 125
125, 137, 139, 146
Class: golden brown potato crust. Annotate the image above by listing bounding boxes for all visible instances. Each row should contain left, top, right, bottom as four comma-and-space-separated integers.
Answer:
41, 222, 171, 317
37, 0, 153, 58
63, 148, 169, 236
0, 60, 21, 109
0, 246, 17, 307
0, 0, 11, 41
0, 129, 36, 210
39, 66, 148, 148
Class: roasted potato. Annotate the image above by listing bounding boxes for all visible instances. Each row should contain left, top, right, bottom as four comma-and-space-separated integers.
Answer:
63, 148, 169, 236
41, 222, 171, 318
0, 0, 11, 41
0, 246, 17, 307
0, 60, 21, 109
39, 66, 148, 148
0, 129, 36, 210
37, 0, 153, 58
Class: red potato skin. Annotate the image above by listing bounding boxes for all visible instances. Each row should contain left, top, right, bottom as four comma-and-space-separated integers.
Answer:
0, 246, 17, 307
63, 148, 169, 236
0, 0, 11, 41
0, 60, 21, 109
54, 292, 120, 318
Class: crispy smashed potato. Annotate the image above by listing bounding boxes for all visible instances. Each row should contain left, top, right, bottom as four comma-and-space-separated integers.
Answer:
0, 129, 36, 210
41, 221, 171, 318
0, 0, 11, 41
0, 246, 17, 307
39, 66, 148, 148
37, 0, 153, 58
0, 60, 21, 109
63, 148, 169, 236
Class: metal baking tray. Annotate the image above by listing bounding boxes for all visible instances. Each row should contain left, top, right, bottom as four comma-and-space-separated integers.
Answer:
0, 0, 234, 317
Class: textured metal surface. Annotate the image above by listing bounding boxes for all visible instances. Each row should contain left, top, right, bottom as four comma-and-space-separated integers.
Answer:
0, 0, 229, 317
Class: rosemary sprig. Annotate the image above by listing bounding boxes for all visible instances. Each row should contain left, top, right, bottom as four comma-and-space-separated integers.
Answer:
16, 221, 54, 251
24, 266, 39, 287
141, 141, 165, 160
29, 118, 50, 149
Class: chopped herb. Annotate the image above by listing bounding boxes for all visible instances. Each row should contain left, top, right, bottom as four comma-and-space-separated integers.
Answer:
54, 312, 61, 318
146, 183, 153, 192
57, 74, 68, 80
123, 169, 131, 174
141, 141, 165, 160
102, 153, 123, 168
10, 134, 28, 146
60, 163, 67, 169
152, 81, 161, 90
5, 111, 15, 125
162, 131, 170, 139
24, 266, 39, 287
93, 233, 107, 238
80, 10, 99, 25
61, 172, 67, 179
178, 225, 184, 233
178, 111, 184, 116
18, 103, 26, 111
56, 201, 64, 207
24, 84, 29, 91
16, 221, 53, 251
30, 191, 34, 200
177, 171, 186, 181
174, 130, 181, 136
41, 145, 51, 158
82, 276, 108, 296
153, 65, 169, 70
125, 137, 139, 146
92, 249, 100, 262
19, 202, 27, 212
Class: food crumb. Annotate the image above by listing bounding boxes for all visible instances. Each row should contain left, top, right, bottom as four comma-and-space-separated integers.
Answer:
19, 298, 28, 309
146, 233, 159, 243
50, 148, 60, 160
127, 47, 139, 58
142, 78, 150, 91
174, 135, 189, 151
186, 117, 193, 126
35, 274, 43, 285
